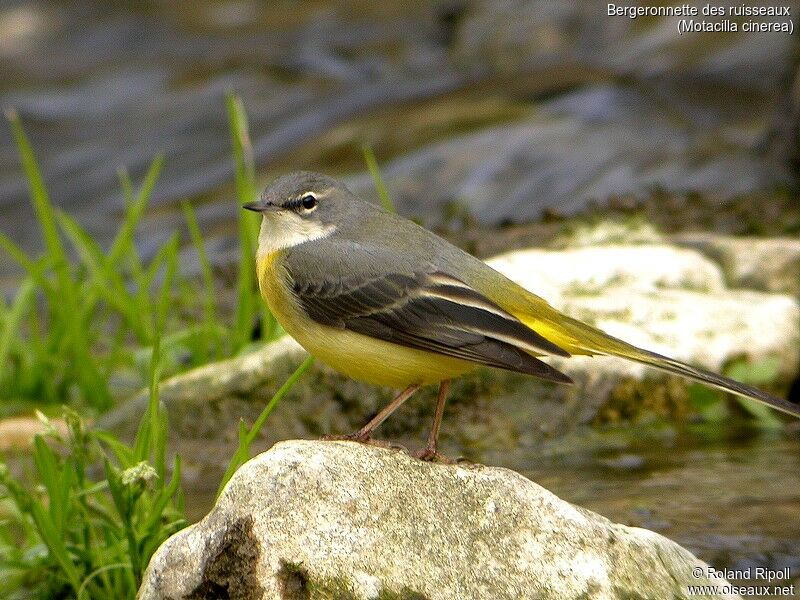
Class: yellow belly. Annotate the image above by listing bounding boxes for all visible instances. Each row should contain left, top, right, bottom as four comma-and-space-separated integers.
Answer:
257, 252, 476, 388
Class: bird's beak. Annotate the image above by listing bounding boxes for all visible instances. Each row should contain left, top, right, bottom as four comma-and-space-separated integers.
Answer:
243, 200, 281, 213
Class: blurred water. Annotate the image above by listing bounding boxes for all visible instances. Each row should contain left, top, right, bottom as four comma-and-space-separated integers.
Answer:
1, 0, 797, 279
520, 426, 800, 587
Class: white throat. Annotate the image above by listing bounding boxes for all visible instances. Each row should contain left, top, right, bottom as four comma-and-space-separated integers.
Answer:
256, 211, 336, 259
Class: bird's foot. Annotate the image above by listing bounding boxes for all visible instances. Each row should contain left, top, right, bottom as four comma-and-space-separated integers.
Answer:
414, 446, 454, 463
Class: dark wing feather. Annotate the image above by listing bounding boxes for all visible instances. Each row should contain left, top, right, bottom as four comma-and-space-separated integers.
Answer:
291, 269, 573, 383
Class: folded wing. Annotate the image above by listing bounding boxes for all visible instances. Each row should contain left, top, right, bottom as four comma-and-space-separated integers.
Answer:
290, 268, 573, 383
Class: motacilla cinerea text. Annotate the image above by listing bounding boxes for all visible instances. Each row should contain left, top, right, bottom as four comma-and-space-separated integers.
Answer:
245, 172, 800, 458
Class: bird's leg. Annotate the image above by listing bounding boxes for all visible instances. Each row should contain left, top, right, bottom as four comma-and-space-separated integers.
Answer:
415, 379, 451, 461
348, 384, 420, 442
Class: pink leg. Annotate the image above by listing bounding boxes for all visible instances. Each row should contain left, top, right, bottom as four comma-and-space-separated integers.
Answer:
350, 384, 420, 441
415, 379, 451, 460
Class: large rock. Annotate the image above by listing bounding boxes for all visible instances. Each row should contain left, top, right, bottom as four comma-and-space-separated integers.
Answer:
487, 244, 727, 302
138, 440, 738, 600
671, 233, 800, 296
487, 246, 800, 378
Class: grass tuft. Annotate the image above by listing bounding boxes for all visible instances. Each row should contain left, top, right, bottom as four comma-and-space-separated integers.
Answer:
0, 347, 185, 598
1, 98, 286, 411
0, 97, 316, 599
226, 92, 278, 351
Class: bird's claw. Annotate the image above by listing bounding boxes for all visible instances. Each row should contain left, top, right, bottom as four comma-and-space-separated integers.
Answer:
414, 446, 454, 463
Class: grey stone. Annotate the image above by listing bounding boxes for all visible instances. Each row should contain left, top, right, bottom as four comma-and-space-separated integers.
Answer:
487, 245, 800, 379
98, 335, 309, 441
138, 440, 739, 600
487, 244, 728, 299
672, 233, 800, 296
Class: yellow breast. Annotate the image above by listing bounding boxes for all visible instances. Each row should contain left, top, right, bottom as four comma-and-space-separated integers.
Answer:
256, 251, 476, 388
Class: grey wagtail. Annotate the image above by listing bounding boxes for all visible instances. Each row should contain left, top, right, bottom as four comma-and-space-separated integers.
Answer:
245, 171, 800, 458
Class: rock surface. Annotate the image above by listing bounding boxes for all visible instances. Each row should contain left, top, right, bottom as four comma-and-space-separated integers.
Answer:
488, 244, 727, 301
672, 233, 800, 296
138, 440, 738, 600
488, 245, 800, 379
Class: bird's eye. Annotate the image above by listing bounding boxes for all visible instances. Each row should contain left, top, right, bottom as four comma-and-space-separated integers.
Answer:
300, 194, 317, 210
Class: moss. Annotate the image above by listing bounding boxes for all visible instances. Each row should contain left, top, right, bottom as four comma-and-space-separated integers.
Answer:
561, 282, 606, 297
548, 214, 664, 249
276, 560, 431, 600
593, 377, 692, 425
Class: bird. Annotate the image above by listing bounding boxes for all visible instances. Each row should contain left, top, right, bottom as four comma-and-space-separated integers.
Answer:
245, 171, 800, 459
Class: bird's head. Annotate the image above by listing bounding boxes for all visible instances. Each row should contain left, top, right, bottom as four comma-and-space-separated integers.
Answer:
244, 171, 356, 256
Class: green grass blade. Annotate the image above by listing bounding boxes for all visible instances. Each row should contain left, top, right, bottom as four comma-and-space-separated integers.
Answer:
181, 201, 218, 361
133, 234, 177, 474
56, 211, 106, 309
29, 501, 82, 593
0, 233, 48, 286
107, 155, 164, 269
58, 210, 151, 342
6, 109, 70, 284
362, 143, 395, 213
27, 436, 83, 593
32, 436, 63, 526
56, 210, 104, 271
7, 110, 111, 409
226, 92, 261, 351
103, 458, 125, 515
118, 166, 134, 207
142, 455, 182, 536
78, 563, 130, 600
226, 93, 256, 201
154, 236, 179, 336
118, 167, 149, 304
94, 430, 136, 466
142, 239, 175, 294
103, 457, 142, 581
245, 355, 314, 447
216, 355, 315, 497
152, 239, 179, 478
0, 277, 35, 383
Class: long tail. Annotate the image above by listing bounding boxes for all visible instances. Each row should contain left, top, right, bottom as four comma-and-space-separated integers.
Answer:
617, 345, 800, 418
520, 309, 800, 418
